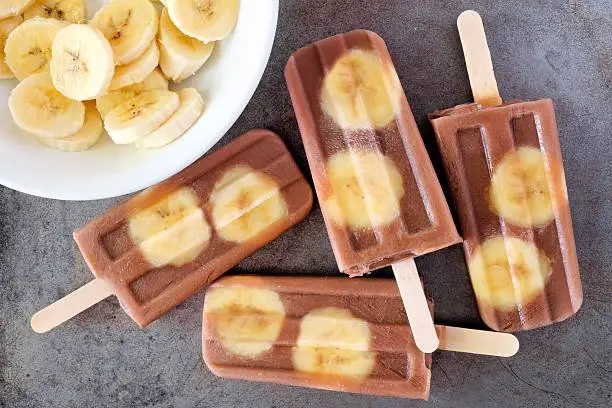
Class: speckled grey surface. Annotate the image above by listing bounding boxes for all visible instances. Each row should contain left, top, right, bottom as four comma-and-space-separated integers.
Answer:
1, 0, 611, 407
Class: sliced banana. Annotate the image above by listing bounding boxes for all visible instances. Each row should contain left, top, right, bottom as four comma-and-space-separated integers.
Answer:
322, 49, 401, 130
8, 71, 85, 138
91, 0, 159, 65
324, 149, 404, 229
23, 0, 85, 23
135, 88, 203, 149
167, 0, 239, 43
96, 68, 168, 118
129, 187, 211, 267
468, 236, 552, 311
158, 7, 214, 83
204, 286, 285, 358
0, 15, 23, 79
4, 17, 67, 81
50, 24, 115, 101
0, 0, 34, 19
36, 101, 102, 151
108, 40, 159, 91
104, 89, 179, 144
293, 307, 375, 379
209, 165, 288, 243
489, 146, 555, 228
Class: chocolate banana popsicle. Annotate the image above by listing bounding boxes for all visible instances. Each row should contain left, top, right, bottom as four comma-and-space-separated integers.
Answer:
285, 30, 461, 352
31, 130, 313, 332
430, 11, 582, 332
202, 276, 519, 399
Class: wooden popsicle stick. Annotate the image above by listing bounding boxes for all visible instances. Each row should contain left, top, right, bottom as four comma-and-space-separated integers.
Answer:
457, 10, 502, 106
392, 258, 439, 353
437, 325, 519, 357
31, 279, 114, 334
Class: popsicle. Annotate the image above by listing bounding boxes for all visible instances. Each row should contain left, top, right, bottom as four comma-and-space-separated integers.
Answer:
31, 130, 313, 332
285, 30, 461, 352
429, 11, 582, 332
202, 275, 519, 399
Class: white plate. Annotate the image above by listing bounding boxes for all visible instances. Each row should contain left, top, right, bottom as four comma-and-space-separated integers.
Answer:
0, 0, 279, 200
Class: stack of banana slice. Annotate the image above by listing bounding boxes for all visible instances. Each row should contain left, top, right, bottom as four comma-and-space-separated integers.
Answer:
1, 0, 240, 152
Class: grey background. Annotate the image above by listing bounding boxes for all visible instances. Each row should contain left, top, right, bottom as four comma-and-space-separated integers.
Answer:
1, 0, 611, 407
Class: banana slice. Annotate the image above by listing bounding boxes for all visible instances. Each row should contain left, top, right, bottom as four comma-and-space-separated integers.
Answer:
23, 0, 85, 23
4, 17, 67, 81
293, 307, 375, 379
104, 89, 179, 144
158, 7, 214, 83
0, 15, 23, 79
50, 24, 115, 101
204, 286, 285, 358
9, 71, 85, 138
209, 165, 288, 244
489, 146, 555, 228
322, 49, 401, 130
0, 0, 34, 19
167, 0, 239, 43
324, 149, 404, 229
108, 41, 159, 91
91, 0, 159, 65
468, 236, 552, 311
95, 68, 168, 118
129, 187, 211, 267
36, 101, 102, 151
135, 88, 203, 149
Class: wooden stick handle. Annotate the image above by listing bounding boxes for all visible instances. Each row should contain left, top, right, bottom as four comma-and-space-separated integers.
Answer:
457, 10, 502, 106
437, 325, 519, 357
31, 279, 114, 334
392, 258, 439, 353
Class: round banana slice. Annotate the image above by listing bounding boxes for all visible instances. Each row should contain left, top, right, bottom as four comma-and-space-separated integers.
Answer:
135, 88, 204, 149
321, 49, 401, 130
4, 17, 67, 81
23, 0, 85, 23
36, 101, 102, 152
9, 71, 85, 139
489, 147, 555, 228
108, 41, 159, 91
324, 149, 404, 229
293, 307, 375, 379
468, 236, 552, 311
204, 286, 285, 358
0, 15, 23, 79
167, 0, 240, 43
91, 0, 159, 65
96, 68, 168, 118
129, 187, 211, 267
0, 0, 34, 19
209, 165, 288, 244
104, 89, 179, 144
158, 7, 215, 83
50, 24, 115, 101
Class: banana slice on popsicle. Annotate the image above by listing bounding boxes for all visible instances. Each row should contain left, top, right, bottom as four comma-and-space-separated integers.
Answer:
293, 307, 376, 379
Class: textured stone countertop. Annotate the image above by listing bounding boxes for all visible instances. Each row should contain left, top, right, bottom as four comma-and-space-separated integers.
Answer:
1, 0, 610, 407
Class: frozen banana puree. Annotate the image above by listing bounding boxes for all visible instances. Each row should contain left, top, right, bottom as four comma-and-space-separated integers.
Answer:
431, 100, 582, 333
2, 0, 241, 151
72, 130, 312, 327
285, 30, 460, 277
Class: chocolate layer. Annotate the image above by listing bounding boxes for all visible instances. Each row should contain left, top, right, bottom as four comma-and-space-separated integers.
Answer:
431, 100, 582, 332
74, 130, 313, 327
285, 30, 460, 276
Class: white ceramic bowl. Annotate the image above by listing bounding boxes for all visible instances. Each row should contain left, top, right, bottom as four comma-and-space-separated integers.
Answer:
0, 0, 279, 200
